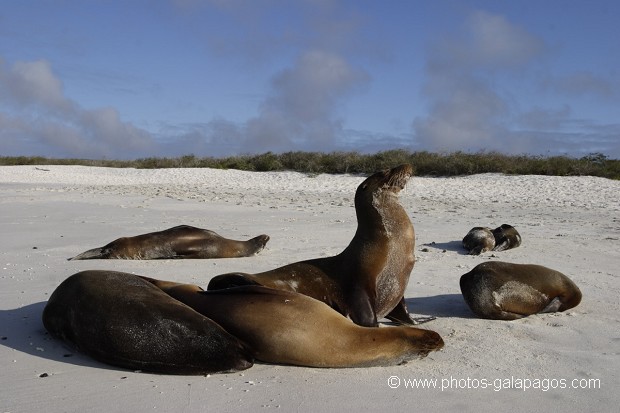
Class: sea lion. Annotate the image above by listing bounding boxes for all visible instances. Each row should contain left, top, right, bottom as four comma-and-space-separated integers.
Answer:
208, 164, 427, 327
462, 227, 495, 255
142, 276, 444, 368
459, 261, 582, 320
68, 225, 270, 260
492, 224, 521, 252
42, 271, 254, 374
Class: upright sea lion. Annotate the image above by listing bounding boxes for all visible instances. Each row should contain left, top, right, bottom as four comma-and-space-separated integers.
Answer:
459, 261, 582, 320
143, 276, 444, 368
42, 271, 254, 374
462, 227, 495, 255
208, 164, 426, 327
492, 224, 521, 252
68, 225, 269, 260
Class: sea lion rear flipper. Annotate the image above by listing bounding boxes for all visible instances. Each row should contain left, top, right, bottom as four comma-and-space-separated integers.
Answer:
541, 297, 562, 313
386, 298, 436, 325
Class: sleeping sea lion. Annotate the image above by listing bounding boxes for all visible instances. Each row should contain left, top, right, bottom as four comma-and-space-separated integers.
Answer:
142, 276, 444, 368
68, 225, 269, 260
42, 271, 254, 374
462, 227, 495, 255
459, 261, 582, 320
492, 224, 521, 252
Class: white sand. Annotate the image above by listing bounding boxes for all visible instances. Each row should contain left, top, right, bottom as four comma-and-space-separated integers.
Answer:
1, 165, 618, 412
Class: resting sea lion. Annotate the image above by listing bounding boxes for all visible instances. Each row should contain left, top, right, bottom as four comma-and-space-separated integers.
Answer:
459, 261, 582, 320
68, 225, 269, 260
142, 276, 444, 368
492, 224, 521, 251
208, 164, 427, 327
462, 227, 495, 255
42, 271, 254, 374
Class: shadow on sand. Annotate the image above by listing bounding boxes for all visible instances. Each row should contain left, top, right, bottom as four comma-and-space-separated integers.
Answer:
0, 302, 123, 373
405, 294, 474, 319
421, 240, 467, 255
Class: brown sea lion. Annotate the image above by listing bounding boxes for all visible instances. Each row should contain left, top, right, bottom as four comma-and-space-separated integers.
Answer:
208, 164, 428, 327
492, 224, 521, 252
42, 271, 254, 374
142, 276, 444, 368
68, 225, 269, 260
462, 227, 495, 255
459, 261, 582, 320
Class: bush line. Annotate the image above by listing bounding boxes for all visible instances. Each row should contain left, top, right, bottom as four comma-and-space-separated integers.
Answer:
1, 150, 618, 179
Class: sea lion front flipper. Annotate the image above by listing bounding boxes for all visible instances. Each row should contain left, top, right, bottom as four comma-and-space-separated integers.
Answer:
468, 246, 484, 255
347, 290, 378, 327
385, 297, 436, 325
540, 297, 563, 313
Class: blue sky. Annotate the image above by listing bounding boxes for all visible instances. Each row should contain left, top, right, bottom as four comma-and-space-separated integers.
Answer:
1, 0, 619, 160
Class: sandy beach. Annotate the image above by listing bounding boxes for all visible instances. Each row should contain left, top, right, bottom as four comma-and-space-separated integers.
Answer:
1, 165, 618, 412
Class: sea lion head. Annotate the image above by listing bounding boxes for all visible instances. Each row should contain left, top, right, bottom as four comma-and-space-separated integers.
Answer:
357, 164, 413, 199
354, 163, 413, 227
353, 164, 413, 232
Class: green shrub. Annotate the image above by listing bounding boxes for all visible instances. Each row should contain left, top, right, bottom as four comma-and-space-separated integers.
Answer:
1, 151, 618, 179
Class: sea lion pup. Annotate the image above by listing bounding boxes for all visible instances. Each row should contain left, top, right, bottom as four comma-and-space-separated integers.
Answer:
462, 227, 495, 255
68, 225, 270, 260
42, 271, 254, 374
142, 276, 444, 368
459, 262, 582, 320
492, 224, 521, 252
208, 164, 427, 327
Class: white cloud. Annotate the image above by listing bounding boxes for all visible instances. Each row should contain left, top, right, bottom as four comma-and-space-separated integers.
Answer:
464, 11, 545, 68
517, 106, 572, 130
543, 71, 618, 100
159, 50, 370, 156
0, 58, 155, 159
245, 49, 369, 150
413, 10, 546, 153
0, 59, 72, 112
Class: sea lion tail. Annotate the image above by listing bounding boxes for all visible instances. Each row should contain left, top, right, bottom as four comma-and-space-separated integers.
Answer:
67, 248, 105, 260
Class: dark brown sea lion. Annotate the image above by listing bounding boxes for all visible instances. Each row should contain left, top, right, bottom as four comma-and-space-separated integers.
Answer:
68, 225, 269, 260
492, 224, 521, 252
462, 227, 495, 255
142, 276, 444, 368
42, 271, 254, 374
208, 164, 428, 327
459, 261, 582, 320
